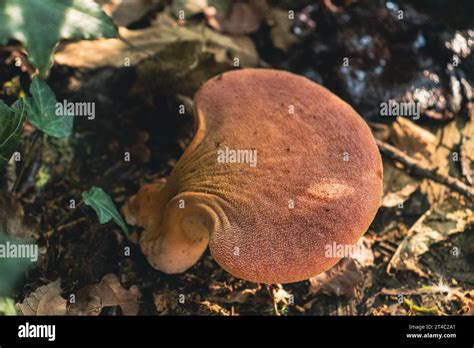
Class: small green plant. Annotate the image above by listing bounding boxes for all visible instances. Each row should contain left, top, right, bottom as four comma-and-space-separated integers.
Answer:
5, 78, 75, 192
0, 0, 118, 174
0, 99, 24, 169
26, 77, 74, 138
0, 0, 117, 77
52, 186, 129, 238
0, 0, 127, 300
83, 186, 129, 237
0, 296, 17, 315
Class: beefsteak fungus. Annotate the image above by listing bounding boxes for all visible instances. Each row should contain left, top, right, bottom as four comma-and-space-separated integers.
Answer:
124, 69, 383, 284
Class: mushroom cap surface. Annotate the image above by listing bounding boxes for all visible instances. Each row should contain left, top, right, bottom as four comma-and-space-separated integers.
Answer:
128, 68, 383, 284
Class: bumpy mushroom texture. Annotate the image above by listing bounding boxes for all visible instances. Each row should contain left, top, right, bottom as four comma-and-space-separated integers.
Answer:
124, 68, 383, 284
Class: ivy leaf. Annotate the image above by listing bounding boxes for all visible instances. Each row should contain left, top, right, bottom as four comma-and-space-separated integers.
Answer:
25, 76, 73, 138
82, 186, 129, 237
0, 0, 118, 76
0, 99, 25, 170
0, 296, 17, 315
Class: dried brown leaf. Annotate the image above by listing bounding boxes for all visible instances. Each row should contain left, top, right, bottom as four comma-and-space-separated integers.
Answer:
171, 0, 217, 18
198, 300, 230, 315
224, 288, 258, 304
381, 158, 419, 208
388, 197, 474, 275
389, 117, 436, 163
460, 118, 474, 185
68, 274, 141, 316
16, 280, 67, 316
351, 237, 374, 268
308, 258, 363, 299
55, 11, 259, 69
98, 0, 159, 26
422, 120, 462, 204
267, 8, 298, 52
153, 292, 176, 315
205, 0, 268, 35
461, 290, 474, 315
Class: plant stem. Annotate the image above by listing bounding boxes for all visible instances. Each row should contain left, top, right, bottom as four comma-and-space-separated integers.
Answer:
376, 139, 474, 201
56, 199, 84, 228
11, 131, 41, 193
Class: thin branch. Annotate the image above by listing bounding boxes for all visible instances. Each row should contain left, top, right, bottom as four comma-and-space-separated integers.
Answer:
376, 139, 474, 201
44, 217, 87, 238
11, 131, 41, 193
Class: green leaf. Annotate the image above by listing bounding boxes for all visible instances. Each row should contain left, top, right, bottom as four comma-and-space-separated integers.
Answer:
0, 99, 25, 169
0, 232, 34, 296
26, 76, 73, 138
82, 186, 129, 237
0, 0, 118, 76
0, 297, 17, 315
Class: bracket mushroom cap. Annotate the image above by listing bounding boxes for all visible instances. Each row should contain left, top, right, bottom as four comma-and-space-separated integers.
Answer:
125, 68, 383, 284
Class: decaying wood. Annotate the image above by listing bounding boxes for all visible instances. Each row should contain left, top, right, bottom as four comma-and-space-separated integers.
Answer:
376, 139, 474, 201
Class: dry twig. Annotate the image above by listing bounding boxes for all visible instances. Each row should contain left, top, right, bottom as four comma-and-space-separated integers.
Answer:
376, 139, 474, 201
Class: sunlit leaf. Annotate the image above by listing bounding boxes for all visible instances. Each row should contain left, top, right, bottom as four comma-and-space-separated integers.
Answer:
82, 186, 129, 236
0, 296, 17, 315
0, 0, 118, 76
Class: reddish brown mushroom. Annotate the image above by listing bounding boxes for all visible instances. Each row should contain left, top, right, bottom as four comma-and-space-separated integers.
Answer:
124, 68, 383, 284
